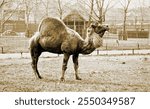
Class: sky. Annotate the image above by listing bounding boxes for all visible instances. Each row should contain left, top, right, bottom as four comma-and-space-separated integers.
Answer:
101, 0, 149, 8
69, 0, 150, 12
115, 0, 150, 8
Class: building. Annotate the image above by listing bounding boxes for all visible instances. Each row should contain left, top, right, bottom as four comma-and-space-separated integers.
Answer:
63, 10, 88, 38
0, 9, 26, 33
0, 9, 38, 37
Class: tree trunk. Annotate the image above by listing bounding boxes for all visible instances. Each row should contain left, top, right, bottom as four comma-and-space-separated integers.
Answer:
0, 22, 4, 36
25, 5, 30, 37
123, 10, 127, 40
25, 23, 30, 37
46, 0, 49, 17
99, 7, 103, 24
88, 0, 94, 26
0, 9, 4, 36
57, 0, 63, 20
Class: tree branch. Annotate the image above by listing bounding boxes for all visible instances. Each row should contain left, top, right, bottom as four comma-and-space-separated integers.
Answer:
0, 0, 9, 9
2, 2, 21, 25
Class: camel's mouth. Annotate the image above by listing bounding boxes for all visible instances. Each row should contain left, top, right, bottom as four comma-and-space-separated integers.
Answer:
99, 32, 105, 37
105, 25, 109, 31
98, 25, 109, 33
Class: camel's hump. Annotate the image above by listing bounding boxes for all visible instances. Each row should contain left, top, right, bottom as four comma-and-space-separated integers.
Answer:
38, 17, 67, 36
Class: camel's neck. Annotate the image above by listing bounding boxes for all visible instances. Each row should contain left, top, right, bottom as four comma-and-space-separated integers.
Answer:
80, 33, 103, 54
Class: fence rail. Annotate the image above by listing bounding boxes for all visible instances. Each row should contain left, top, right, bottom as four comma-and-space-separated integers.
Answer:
0, 49, 150, 59
0, 36, 150, 54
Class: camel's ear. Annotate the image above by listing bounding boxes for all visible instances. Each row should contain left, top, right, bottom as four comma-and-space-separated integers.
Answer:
90, 22, 98, 29
91, 24, 96, 29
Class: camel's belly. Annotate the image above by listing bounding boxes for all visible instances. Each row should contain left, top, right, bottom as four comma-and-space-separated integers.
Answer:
44, 47, 63, 54
39, 37, 63, 54
38, 35, 80, 54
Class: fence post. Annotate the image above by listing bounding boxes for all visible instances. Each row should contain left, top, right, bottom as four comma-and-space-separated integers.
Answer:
106, 43, 108, 50
97, 50, 99, 55
132, 49, 134, 55
116, 40, 119, 46
1, 47, 3, 54
137, 43, 140, 49
20, 51, 23, 58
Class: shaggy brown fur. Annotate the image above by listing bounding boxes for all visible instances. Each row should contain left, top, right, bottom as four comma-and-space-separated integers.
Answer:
29, 17, 109, 81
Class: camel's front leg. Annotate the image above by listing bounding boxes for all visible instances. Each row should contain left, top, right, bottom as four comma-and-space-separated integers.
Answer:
60, 53, 70, 81
72, 54, 82, 80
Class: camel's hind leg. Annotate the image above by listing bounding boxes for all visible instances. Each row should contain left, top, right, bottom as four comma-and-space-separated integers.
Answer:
30, 47, 42, 79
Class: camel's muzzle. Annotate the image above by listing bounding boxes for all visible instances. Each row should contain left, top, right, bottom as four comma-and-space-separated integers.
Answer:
103, 25, 109, 32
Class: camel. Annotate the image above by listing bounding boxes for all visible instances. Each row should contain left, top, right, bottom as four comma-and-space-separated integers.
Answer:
29, 17, 109, 81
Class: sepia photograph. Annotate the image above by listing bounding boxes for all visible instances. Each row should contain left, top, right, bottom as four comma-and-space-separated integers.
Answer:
0, 0, 150, 92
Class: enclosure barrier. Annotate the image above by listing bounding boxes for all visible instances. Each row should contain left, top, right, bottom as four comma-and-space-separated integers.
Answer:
0, 46, 4, 54
95, 49, 150, 56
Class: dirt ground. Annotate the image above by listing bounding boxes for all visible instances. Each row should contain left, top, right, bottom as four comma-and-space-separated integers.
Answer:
0, 55, 150, 92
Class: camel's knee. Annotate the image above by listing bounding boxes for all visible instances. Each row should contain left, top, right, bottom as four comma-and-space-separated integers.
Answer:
74, 65, 78, 71
62, 64, 67, 71
62, 54, 70, 71
31, 62, 36, 68
73, 60, 79, 71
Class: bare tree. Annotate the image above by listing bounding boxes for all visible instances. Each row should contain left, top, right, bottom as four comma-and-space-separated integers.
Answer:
33, 0, 39, 24
78, 0, 98, 27
41, 0, 49, 17
0, 0, 7, 8
23, 0, 34, 37
57, 0, 63, 20
88, 0, 94, 26
79, 0, 116, 24
94, 0, 116, 24
0, 0, 9, 34
138, 0, 145, 31
120, 0, 132, 40
0, 0, 21, 35
55, 0, 72, 20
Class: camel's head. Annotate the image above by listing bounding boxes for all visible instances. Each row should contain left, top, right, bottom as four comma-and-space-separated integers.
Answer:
88, 22, 109, 38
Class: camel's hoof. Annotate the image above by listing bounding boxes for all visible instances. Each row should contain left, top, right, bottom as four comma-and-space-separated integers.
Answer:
39, 76, 43, 79
36, 76, 42, 79
60, 77, 65, 82
76, 77, 82, 80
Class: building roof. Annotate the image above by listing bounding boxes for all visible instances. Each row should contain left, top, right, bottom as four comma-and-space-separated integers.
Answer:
63, 9, 88, 22
63, 3, 89, 21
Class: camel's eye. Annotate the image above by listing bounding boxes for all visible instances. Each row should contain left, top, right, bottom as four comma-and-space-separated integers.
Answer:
87, 28, 92, 33
94, 26, 103, 34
